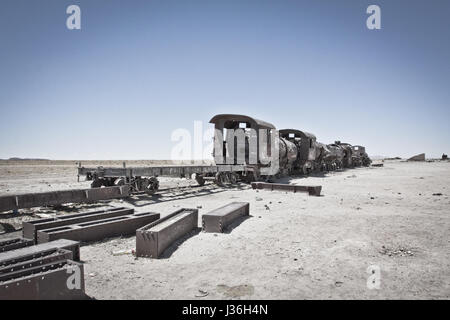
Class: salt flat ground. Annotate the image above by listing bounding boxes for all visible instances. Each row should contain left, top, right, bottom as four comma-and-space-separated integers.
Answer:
0, 160, 449, 299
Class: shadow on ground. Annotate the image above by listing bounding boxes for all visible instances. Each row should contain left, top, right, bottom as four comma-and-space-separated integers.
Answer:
125, 183, 250, 207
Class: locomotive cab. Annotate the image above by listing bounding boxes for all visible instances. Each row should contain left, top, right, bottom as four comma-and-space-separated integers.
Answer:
334, 141, 354, 168
279, 129, 317, 174
352, 145, 371, 166
209, 114, 276, 166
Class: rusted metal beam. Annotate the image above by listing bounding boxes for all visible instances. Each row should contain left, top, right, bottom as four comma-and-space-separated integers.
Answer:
0, 248, 73, 275
136, 208, 198, 258
0, 239, 81, 263
78, 164, 247, 178
371, 163, 384, 167
0, 259, 86, 300
202, 202, 250, 233
0, 186, 131, 213
0, 237, 34, 253
251, 182, 322, 196
78, 165, 219, 178
23, 207, 133, 242
37, 212, 160, 243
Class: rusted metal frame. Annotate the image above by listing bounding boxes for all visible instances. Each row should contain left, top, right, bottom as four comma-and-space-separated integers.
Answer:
133, 166, 218, 177
0, 239, 81, 263
0, 259, 85, 300
0, 247, 68, 268
216, 165, 245, 172
136, 208, 198, 258
202, 202, 250, 233
78, 164, 249, 178
78, 165, 220, 178
209, 114, 276, 130
371, 163, 383, 167
23, 207, 133, 242
0, 237, 34, 253
251, 182, 322, 196
0, 186, 131, 213
37, 212, 160, 243
0, 248, 72, 275
0, 259, 68, 282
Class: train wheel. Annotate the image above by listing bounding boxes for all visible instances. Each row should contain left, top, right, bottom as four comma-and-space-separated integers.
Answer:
215, 172, 227, 186
91, 179, 103, 188
229, 173, 238, 185
302, 165, 308, 175
194, 173, 205, 186
243, 171, 257, 184
145, 177, 159, 194
114, 178, 125, 186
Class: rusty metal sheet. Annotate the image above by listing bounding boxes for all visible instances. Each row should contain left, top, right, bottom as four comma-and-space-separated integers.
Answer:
79, 165, 248, 178
23, 207, 133, 242
0, 259, 86, 300
136, 208, 198, 258
0, 239, 81, 263
0, 248, 72, 275
132, 166, 218, 177
202, 202, 249, 233
209, 114, 276, 129
251, 182, 321, 196
279, 129, 317, 141
0, 237, 34, 253
37, 212, 160, 244
78, 165, 219, 178
0, 186, 131, 213
408, 153, 425, 161
0, 248, 71, 269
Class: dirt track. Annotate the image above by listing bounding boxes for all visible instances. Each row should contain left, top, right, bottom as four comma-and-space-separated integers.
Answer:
0, 160, 449, 299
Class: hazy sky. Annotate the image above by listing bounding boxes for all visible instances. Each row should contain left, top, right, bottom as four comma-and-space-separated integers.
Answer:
0, 0, 449, 159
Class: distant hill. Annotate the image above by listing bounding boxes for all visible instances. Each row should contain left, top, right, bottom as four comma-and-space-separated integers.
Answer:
4, 157, 50, 161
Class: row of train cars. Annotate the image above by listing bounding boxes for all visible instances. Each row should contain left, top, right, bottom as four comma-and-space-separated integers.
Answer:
210, 114, 372, 182
79, 114, 372, 190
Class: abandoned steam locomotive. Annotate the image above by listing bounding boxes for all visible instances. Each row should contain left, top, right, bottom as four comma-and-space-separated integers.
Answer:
78, 114, 371, 193
210, 114, 371, 182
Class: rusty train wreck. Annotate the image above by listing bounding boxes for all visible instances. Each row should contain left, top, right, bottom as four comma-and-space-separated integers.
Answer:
78, 114, 371, 193
0, 114, 371, 213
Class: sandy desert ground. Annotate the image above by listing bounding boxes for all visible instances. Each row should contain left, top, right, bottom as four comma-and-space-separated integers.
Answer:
0, 160, 449, 299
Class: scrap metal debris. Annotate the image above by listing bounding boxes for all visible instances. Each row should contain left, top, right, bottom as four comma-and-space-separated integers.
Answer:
380, 246, 415, 257
408, 153, 426, 161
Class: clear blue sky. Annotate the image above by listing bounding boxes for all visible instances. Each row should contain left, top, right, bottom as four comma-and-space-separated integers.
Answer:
0, 0, 449, 159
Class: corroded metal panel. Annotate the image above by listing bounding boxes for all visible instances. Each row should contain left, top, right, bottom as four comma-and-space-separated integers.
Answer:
23, 207, 133, 242
136, 208, 198, 258
202, 202, 249, 233
0, 186, 131, 213
37, 212, 160, 244
0, 259, 86, 300
0, 237, 34, 253
0, 239, 81, 263
251, 182, 321, 196
0, 248, 72, 275
408, 153, 425, 161
78, 165, 219, 178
